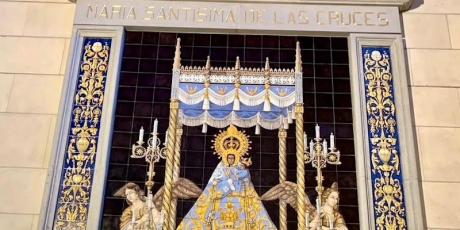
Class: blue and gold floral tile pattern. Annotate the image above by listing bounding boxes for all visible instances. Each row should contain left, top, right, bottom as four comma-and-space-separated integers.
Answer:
53, 38, 112, 229
362, 47, 407, 230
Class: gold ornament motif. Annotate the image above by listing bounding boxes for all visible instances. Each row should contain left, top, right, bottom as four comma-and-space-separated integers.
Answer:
54, 40, 110, 229
276, 87, 288, 97
364, 49, 406, 229
246, 86, 259, 96
220, 203, 240, 229
186, 85, 198, 94
217, 86, 227, 95
211, 125, 252, 167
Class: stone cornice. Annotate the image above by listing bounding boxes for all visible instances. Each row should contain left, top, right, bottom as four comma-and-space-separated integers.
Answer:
68, 0, 413, 11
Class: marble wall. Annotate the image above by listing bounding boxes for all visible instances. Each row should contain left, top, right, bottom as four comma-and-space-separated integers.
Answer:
0, 0, 459, 229
403, 0, 460, 229
0, 0, 74, 229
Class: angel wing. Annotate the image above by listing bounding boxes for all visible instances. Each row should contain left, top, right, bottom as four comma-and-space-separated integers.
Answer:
261, 181, 298, 209
153, 177, 203, 211
261, 181, 315, 212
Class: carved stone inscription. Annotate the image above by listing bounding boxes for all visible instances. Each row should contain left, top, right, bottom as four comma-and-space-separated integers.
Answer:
75, 0, 401, 33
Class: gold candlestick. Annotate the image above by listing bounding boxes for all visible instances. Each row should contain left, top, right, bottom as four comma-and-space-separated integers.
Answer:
130, 120, 168, 228
304, 125, 341, 230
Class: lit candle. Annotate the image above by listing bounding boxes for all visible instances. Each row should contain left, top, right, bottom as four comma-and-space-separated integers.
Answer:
138, 126, 144, 143
310, 140, 314, 153
315, 124, 320, 139
323, 140, 328, 154
153, 119, 158, 134
304, 132, 308, 146
330, 133, 335, 149
152, 119, 158, 147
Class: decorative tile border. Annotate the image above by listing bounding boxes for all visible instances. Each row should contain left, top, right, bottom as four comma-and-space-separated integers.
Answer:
53, 38, 112, 229
362, 47, 407, 229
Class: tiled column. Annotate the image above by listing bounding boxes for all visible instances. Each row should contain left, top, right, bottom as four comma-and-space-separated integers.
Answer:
40, 26, 124, 230
349, 34, 425, 230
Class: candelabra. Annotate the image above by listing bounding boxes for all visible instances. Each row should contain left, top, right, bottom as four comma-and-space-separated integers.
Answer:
304, 124, 341, 230
131, 118, 167, 228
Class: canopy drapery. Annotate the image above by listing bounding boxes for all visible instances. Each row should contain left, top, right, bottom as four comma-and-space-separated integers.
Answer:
174, 56, 302, 133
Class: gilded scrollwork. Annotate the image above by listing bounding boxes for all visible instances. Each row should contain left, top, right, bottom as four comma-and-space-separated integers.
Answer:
54, 39, 111, 229
363, 48, 406, 229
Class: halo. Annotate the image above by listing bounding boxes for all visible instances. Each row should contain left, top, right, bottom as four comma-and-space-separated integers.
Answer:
212, 125, 251, 166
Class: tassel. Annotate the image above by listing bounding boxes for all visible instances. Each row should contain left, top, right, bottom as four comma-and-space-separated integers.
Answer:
202, 97, 210, 110
288, 111, 293, 124
202, 123, 208, 133
263, 96, 271, 111
283, 117, 289, 129
291, 108, 296, 120
255, 114, 261, 135
233, 98, 240, 111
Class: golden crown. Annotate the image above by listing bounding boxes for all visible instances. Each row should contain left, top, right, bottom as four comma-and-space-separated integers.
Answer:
212, 125, 251, 167
219, 203, 239, 229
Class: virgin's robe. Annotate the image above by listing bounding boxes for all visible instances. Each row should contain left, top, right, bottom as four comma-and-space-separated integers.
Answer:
177, 162, 277, 230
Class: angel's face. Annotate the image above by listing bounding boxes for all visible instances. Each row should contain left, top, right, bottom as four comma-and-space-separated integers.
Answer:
125, 188, 139, 203
326, 191, 339, 207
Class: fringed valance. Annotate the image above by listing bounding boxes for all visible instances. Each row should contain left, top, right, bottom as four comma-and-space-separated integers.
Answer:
170, 39, 303, 133
177, 83, 296, 108
179, 103, 294, 130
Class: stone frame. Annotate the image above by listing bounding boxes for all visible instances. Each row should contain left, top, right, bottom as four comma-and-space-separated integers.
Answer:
348, 34, 425, 229
39, 26, 124, 229
40, 1, 425, 229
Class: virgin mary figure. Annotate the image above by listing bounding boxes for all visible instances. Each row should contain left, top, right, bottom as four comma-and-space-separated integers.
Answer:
177, 125, 277, 230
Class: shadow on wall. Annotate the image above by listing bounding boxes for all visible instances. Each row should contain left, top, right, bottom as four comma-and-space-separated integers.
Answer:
410, 0, 424, 10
